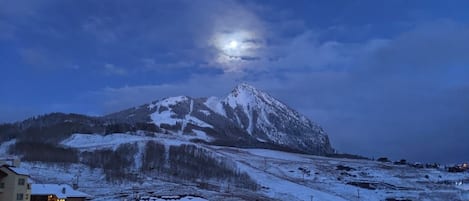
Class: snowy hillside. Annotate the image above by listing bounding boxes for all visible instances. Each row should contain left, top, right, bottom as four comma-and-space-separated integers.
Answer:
2, 134, 468, 201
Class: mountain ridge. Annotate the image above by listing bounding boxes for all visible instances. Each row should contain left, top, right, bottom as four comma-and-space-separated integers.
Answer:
1, 83, 334, 155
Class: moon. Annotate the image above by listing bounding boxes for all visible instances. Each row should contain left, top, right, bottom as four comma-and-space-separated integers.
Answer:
210, 30, 263, 71
212, 31, 253, 57
228, 40, 239, 49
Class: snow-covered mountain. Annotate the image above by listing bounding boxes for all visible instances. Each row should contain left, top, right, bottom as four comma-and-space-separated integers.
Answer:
105, 83, 333, 155
221, 84, 332, 154
1, 84, 468, 201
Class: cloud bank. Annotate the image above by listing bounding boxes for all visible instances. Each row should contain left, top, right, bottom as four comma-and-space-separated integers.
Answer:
1, 0, 468, 163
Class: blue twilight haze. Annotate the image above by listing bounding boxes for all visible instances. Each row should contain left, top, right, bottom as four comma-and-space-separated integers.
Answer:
1, 0, 469, 163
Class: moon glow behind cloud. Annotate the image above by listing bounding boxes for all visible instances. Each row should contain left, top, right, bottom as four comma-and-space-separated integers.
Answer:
210, 30, 263, 71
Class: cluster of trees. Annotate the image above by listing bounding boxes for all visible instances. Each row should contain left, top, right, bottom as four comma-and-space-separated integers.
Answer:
77, 142, 258, 190
16, 122, 101, 143
141, 141, 166, 173
14, 113, 101, 131
81, 143, 138, 182
9, 141, 79, 163
327, 153, 369, 160
167, 144, 258, 190
0, 112, 165, 145
7, 137, 259, 190
11, 140, 143, 182
103, 122, 161, 134
0, 113, 104, 144
377, 157, 391, 163
0, 124, 18, 143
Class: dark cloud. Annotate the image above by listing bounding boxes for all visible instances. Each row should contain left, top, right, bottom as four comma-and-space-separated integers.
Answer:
87, 19, 469, 163
1, 1, 468, 164
85, 73, 242, 114
360, 20, 469, 76
257, 20, 469, 163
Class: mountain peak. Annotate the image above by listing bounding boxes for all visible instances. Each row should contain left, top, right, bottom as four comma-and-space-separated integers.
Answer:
229, 83, 263, 99
226, 83, 266, 109
233, 83, 258, 92
226, 83, 286, 111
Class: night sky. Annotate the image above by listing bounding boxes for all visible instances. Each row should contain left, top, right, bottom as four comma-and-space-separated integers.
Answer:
1, 0, 468, 163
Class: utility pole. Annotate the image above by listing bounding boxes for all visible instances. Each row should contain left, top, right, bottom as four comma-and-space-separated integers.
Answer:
357, 189, 360, 201
73, 169, 81, 189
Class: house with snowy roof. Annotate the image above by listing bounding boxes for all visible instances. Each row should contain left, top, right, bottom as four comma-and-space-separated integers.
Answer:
0, 157, 32, 201
31, 184, 91, 201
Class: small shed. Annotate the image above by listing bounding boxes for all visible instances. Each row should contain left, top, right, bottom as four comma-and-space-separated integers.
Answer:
31, 184, 90, 201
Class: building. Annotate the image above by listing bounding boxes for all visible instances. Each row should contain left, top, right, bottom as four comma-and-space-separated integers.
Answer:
448, 163, 469, 173
31, 184, 90, 201
0, 158, 32, 201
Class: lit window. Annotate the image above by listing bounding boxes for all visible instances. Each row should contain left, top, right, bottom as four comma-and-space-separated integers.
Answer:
16, 193, 24, 200
18, 178, 25, 185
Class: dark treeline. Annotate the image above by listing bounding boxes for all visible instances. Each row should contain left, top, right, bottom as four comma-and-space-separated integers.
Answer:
0, 124, 18, 142
9, 139, 259, 190
0, 112, 162, 144
141, 141, 166, 173
77, 141, 258, 190
9, 141, 79, 163
104, 122, 161, 134
81, 143, 138, 182
167, 144, 258, 190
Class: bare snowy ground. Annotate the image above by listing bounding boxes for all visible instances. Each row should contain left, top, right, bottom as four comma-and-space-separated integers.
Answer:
2, 133, 468, 201
209, 147, 469, 201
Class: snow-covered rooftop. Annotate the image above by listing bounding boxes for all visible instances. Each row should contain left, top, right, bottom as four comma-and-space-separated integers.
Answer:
32, 184, 91, 198
8, 167, 29, 175
1, 165, 30, 176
